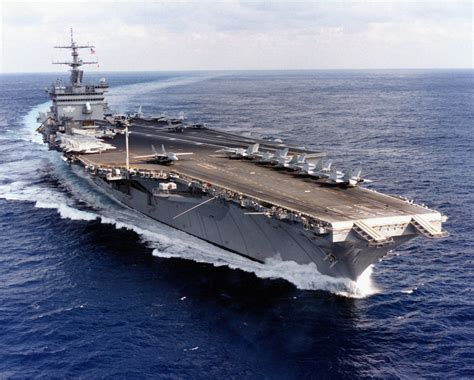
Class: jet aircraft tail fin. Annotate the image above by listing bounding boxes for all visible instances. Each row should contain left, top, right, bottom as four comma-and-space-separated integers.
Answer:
246, 143, 260, 156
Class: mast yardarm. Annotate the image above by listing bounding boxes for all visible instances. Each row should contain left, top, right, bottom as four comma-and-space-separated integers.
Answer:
53, 28, 98, 86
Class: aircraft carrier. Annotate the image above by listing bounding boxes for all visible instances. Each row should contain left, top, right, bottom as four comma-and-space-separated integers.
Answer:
37, 31, 448, 281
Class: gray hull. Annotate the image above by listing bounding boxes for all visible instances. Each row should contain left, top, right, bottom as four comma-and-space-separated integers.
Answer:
89, 174, 414, 281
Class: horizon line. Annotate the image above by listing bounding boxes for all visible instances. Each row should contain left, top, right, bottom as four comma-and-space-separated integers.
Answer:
1, 67, 473, 75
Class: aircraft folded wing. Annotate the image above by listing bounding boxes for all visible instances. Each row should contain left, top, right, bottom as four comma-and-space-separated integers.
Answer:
216, 147, 237, 153
133, 154, 158, 159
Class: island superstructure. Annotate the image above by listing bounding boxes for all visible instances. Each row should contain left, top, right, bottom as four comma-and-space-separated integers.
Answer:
38, 29, 108, 130
37, 31, 448, 281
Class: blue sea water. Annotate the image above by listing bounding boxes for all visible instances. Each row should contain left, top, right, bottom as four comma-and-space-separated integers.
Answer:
0, 70, 472, 378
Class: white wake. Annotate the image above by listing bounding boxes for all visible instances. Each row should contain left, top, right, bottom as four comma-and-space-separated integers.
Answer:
107, 73, 222, 112
0, 79, 378, 298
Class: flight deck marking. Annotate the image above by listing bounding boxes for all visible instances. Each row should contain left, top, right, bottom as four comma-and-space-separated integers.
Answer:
131, 131, 227, 150
197, 163, 218, 170
176, 165, 339, 219
139, 127, 265, 147
123, 129, 379, 218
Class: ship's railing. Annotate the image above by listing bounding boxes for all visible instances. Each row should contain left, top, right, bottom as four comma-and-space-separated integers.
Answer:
72, 155, 440, 242
52, 86, 105, 95
72, 155, 333, 235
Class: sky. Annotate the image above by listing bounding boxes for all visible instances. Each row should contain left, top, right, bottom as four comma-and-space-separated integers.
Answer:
0, 0, 472, 73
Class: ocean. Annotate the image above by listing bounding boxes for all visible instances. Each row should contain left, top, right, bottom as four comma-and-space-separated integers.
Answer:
0, 70, 472, 378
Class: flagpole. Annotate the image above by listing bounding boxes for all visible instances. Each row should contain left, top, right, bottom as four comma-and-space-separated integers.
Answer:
125, 125, 130, 173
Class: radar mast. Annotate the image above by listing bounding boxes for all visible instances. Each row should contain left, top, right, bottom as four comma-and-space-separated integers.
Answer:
53, 28, 98, 86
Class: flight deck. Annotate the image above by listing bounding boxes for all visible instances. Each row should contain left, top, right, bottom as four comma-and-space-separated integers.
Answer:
81, 121, 435, 224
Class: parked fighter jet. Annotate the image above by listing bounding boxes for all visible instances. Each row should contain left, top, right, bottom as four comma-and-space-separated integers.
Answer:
327, 168, 346, 184
129, 105, 144, 119
285, 154, 307, 170
57, 134, 116, 154
257, 151, 274, 163
217, 143, 260, 159
274, 154, 293, 168
275, 153, 309, 169
257, 147, 289, 164
299, 159, 333, 178
326, 167, 372, 187
134, 144, 193, 164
